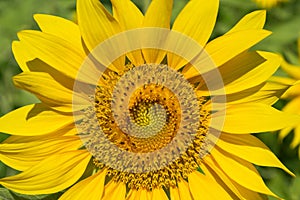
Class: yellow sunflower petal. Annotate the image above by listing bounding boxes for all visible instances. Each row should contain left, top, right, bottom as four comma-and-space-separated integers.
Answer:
11, 41, 34, 72
282, 83, 300, 99
0, 104, 74, 136
111, 0, 145, 66
102, 181, 126, 200
152, 188, 169, 200
206, 29, 271, 67
211, 147, 278, 197
59, 169, 107, 200
212, 81, 291, 109
33, 14, 84, 53
184, 29, 271, 79
231, 183, 268, 200
269, 76, 297, 85
226, 10, 266, 34
111, 0, 143, 29
188, 171, 232, 199
221, 51, 280, 94
212, 103, 300, 133
170, 187, 181, 200
201, 159, 243, 199
281, 59, 300, 80
169, 0, 218, 69
77, 0, 120, 51
0, 150, 91, 195
13, 72, 73, 112
279, 126, 294, 141
202, 161, 266, 200
143, 0, 172, 28
197, 51, 281, 95
0, 136, 82, 171
126, 189, 151, 200
282, 96, 300, 115
217, 133, 294, 176
13, 71, 89, 112
17, 30, 85, 81
291, 126, 300, 148
77, 0, 125, 71
269, 77, 300, 99
177, 181, 193, 200
142, 0, 173, 64
172, 0, 218, 46
3, 125, 77, 144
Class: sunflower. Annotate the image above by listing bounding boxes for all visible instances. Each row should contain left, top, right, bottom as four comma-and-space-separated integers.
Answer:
273, 38, 300, 155
253, 0, 288, 9
0, 0, 299, 199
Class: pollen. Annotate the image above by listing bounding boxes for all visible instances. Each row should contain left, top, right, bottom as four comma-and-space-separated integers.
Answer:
78, 64, 211, 191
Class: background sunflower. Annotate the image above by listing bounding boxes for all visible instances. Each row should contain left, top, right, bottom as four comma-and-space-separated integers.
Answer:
0, 0, 300, 199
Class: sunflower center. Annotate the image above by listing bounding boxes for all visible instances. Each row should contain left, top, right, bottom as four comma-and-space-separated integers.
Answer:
78, 63, 211, 190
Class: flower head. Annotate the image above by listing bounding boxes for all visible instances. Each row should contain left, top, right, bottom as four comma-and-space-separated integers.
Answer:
253, 0, 288, 9
0, 0, 299, 199
274, 38, 300, 155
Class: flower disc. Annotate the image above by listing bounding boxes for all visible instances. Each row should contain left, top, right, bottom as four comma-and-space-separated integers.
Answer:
73, 28, 226, 188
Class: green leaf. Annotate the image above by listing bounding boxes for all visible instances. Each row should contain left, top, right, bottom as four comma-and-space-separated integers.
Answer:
0, 188, 15, 200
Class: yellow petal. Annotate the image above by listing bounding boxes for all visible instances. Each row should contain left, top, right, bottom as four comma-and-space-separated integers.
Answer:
13, 71, 89, 112
13, 72, 73, 112
204, 157, 267, 200
207, 29, 271, 66
201, 158, 243, 199
77, 0, 125, 72
226, 10, 266, 34
177, 181, 193, 200
0, 104, 74, 136
221, 51, 280, 94
12, 41, 34, 71
212, 103, 300, 133
17, 30, 85, 81
212, 81, 291, 109
269, 76, 296, 85
279, 126, 294, 141
143, 0, 172, 28
169, 0, 218, 69
189, 171, 232, 200
201, 160, 265, 200
111, 0, 145, 66
170, 187, 181, 200
142, 0, 173, 64
152, 188, 169, 200
112, 0, 143, 30
33, 14, 84, 53
197, 51, 281, 95
282, 96, 300, 115
59, 169, 107, 200
0, 150, 91, 195
291, 126, 300, 148
0, 135, 82, 171
217, 133, 294, 176
281, 58, 300, 80
77, 0, 120, 51
102, 181, 126, 200
282, 83, 300, 99
184, 29, 271, 79
280, 96, 300, 147
126, 189, 151, 200
231, 183, 268, 200
211, 147, 278, 197
173, 0, 218, 46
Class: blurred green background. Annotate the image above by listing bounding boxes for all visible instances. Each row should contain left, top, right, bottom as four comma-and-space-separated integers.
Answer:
0, 0, 300, 199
